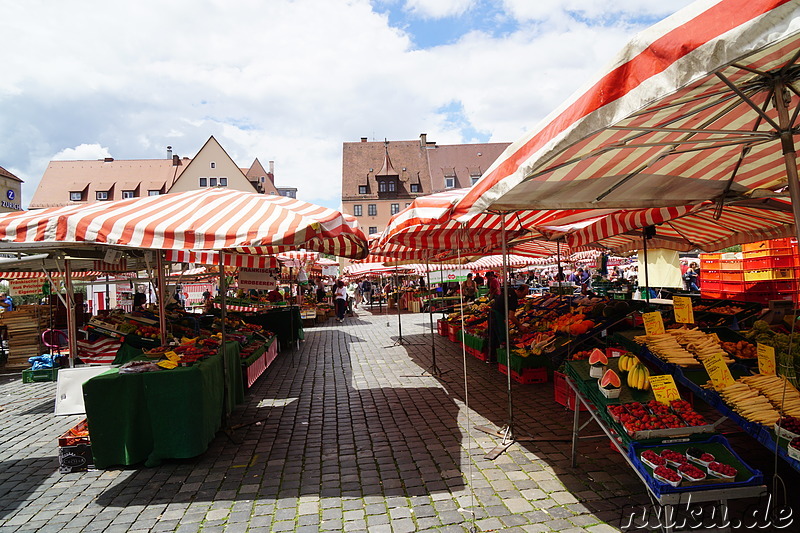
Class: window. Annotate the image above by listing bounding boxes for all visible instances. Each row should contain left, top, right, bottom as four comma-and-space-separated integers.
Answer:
199, 177, 208, 187
471, 176, 480, 186
122, 190, 136, 199
210, 162, 216, 169
209, 177, 218, 186
148, 190, 161, 196
410, 183, 421, 193
388, 180, 396, 192
261, 177, 266, 183
70, 191, 83, 201
445, 177, 456, 189
405, 203, 411, 208
358, 185, 368, 195
219, 177, 228, 186
96, 191, 109, 201
369, 227, 378, 235
390, 203, 399, 215
353, 205, 363, 216
379, 180, 386, 192
368, 204, 377, 216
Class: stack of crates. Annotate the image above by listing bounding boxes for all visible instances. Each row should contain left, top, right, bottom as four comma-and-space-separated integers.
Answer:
700, 238, 798, 304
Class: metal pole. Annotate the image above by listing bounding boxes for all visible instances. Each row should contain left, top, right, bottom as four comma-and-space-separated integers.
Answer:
426, 257, 438, 374
156, 252, 168, 345
642, 231, 651, 304
557, 240, 563, 296
772, 81, 800, 254
64, 260, 78, 368
219, 252, 230, 421
501, 213, 514, 436
395, 266, 403, 342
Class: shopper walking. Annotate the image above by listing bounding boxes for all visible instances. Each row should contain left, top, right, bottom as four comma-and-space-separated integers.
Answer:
334, 280, 348, 322
461, 273, 477, 301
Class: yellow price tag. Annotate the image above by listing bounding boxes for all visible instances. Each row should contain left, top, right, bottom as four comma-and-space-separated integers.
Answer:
649, 375, 681, 404
164, 351, 180, 362
157, 360, 178, 369
757, 343, 776, 376
702, 352, 735, 389
672, 296, 694, 324
642, 312, 665, 336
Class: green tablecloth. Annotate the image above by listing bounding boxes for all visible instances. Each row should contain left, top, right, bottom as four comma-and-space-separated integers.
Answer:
243, 306, 303, 348
84, 341, 244, 468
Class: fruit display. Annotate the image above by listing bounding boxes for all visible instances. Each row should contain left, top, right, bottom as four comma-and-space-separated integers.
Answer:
668, 327, 734, 364
686, 447, 715, 466
616, 352, 639, 373
653, 465, 681, 487
599, 369, 621, 398
588, 348, 608, 378
678, 463, 707, 481
743, 321, 800, 386
776, 416, 800, 439
661, 449, 687, 467
739, 374, 800, 417
640, 450, 667, 468
721, 340, 757, 359
634, 332, 699, 366
670, 400, 708, 426
707, 461, 737, 479
711, 305, 745, 315
626, 362, 651, 390
714, 381, 781, 426
789, 437, 800, 460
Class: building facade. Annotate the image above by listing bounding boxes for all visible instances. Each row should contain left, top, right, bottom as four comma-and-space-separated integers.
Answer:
0, 166, 23, 213
341, 134, 509, 236
29, 136, 290, 208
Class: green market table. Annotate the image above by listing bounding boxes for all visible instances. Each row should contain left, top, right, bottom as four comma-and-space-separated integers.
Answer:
83, 341, 244, 468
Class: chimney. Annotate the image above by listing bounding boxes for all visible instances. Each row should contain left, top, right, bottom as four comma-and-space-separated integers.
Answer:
173, 155, 180, 166
360, 137, 368, 143
104, 157, 114, 162
167, 146, 172, 159
269, 160, 274, 174
419, 133, 427, 148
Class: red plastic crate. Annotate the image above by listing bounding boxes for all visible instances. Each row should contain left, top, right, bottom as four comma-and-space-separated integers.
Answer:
743, 255, 795, 269
700, 258, 720, 270
448, 327, 461, 343
720, 281, 745, 295
437, 319, 449, 337
465, 345, 488, 361
498, 364, 547, 384
700, 289, 725, 299
701, 269, 721, 281
554, 371, 588, 411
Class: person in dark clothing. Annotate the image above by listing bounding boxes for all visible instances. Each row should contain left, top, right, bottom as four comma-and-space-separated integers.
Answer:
487, 284, 530, 362
474, 272, 484, 286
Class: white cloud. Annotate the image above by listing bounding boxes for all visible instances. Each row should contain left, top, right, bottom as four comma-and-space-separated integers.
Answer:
404, 0, 475, 19
0, 0, 692, 211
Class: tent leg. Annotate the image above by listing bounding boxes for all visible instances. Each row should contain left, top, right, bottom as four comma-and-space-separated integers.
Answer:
64, 260, 78, 368
385, 266, 421, 348
773, 81, 800, 261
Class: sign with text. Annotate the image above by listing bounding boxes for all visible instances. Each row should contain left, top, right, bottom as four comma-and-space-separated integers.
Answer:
9, 278, 50, 297
672, 296, 694, 324
649, 375, 681, 404
642, 311, 665, 336
238, 268, 278, 291
757, 343, 776, 376
702, 352, 735, 389
427, 269, 471, 284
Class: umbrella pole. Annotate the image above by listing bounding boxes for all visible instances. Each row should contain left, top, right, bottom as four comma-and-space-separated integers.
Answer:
773, 81, 800, 267
219, 252, 230, 425
642, 230, 651, 304
557, 240, 563, 299
156, 252, 169, 346
64, 259, 77, 368
501, 213, 514, 438
426, 258, 439, 374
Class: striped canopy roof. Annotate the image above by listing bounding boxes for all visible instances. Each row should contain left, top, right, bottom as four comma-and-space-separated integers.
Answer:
454, 0, 800, 224
0, 188, 368, 259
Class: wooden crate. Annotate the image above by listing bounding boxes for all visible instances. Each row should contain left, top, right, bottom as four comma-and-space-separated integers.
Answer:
1, 305, 47, 369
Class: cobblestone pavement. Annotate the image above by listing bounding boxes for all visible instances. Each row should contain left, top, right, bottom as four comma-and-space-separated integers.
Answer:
0, 307, 795, 532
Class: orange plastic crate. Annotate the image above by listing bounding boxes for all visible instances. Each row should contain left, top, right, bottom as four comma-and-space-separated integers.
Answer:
720, 259, 743, 270
742, 240, 770, 252
701, 269, 721, 281
721, 271, 744, 282
700, 289, 725, 299
699, 253, 723, 260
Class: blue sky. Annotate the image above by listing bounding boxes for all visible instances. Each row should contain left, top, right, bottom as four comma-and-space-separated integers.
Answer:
0, 0, 693, 210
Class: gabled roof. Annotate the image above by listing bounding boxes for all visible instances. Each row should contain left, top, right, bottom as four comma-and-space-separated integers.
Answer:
29, 159, 179, 208
0, 165, 23, 183
245, 158, 279, 195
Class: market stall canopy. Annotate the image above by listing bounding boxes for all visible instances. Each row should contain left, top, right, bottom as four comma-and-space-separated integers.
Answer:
453, 0, 800, 233
164, 250, 280, 269
0, 188, 368, 259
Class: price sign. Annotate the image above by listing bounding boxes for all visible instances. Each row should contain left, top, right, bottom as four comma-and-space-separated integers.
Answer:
672, 296, 694, 324
649, 375, 681, 404
164, 351, 180, 362
702, 352, 735, 389
757, 343, 776, 376
642, 312, 665, 336
157, 360, 178, 369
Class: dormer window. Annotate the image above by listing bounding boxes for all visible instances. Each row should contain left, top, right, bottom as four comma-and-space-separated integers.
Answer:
96, 191, 109, 201
388, 180, 396, 192
471, 176, 480, 185
445, 177, 456, 189
70, 191, 83, 201
122, 190, 136, 199
410, 184, 421, 193
358, 185, 368, 195
379, 180, 386, 192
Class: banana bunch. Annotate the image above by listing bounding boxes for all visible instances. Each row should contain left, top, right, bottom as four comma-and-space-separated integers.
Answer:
634, 333, 699, 366
717, 381, 781, 425
627, 363, 651, 390
669, 328, 734, 364
617, 353, 638, 373
740, 374, 800, 417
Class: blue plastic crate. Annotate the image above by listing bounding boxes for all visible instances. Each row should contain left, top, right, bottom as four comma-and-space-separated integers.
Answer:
628, 434, 763, 497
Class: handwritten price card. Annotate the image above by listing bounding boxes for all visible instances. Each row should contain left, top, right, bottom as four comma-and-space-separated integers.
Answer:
642, 312, 665, 336
164, 351, 180, 362
649, 375, 681, 404
157, 360, 178, 369
702, 352, 735, 389
757, 343, 776, 376
672, 296, 694, 324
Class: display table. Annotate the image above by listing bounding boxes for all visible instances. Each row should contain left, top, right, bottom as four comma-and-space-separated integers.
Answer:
563, 361, 766, 531
242, 306, 303, 349
84, 341, 244, 468
242, 336, 278, 388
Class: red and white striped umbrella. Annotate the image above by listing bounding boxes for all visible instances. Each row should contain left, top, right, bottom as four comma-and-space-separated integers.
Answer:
0, 188, 368, 259
453, 0, 800, 250
0, 271, 105, 280
164, 250, 279, 268
468, 255, 539, 270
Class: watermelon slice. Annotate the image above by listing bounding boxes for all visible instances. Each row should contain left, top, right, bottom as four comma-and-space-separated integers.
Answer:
588, 348, 608, 366
600, 369, 621, 389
